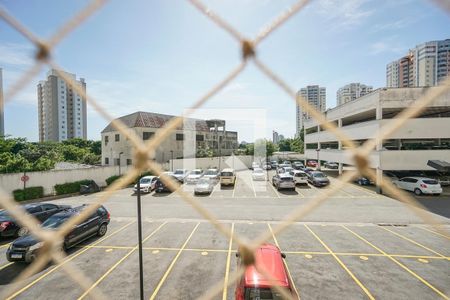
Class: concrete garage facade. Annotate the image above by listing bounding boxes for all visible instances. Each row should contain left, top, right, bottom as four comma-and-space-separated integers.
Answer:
101, 111, 238, 165
304, 87, 450, 181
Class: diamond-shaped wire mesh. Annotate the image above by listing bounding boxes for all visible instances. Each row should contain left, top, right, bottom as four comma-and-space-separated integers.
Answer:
0, 0, 449, 299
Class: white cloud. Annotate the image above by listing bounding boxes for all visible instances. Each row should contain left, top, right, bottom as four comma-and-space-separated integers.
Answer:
369, 38, 406, 55
0, 43, 34, 68
316, 0, 374, 29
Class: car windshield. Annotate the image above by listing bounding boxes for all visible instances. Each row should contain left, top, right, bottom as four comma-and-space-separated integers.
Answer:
254, 169, 263, 173
205, 170, 217, 175
192, 170, 202, 175
174, 170, 185, 174
42, 215, 69, 229
423, 179, 438, 185
140, 178, 151, 184
197, 178, 210, 185
245, 288, 283, 300
313, 173, 326, 178
221, 172, 233, 176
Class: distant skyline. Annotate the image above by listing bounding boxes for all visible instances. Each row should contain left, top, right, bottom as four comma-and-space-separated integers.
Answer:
1, 0, 449, 142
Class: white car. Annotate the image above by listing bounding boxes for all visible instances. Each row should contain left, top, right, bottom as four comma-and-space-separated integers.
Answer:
252, 168, 266, 181
186, 169, 204, 184
289, 170, 308, 185
203, 169, 220, 181
172, 169, 189, 182
251, 162, 260, 170
393, 177, 442, 196
133, 176, 157, 193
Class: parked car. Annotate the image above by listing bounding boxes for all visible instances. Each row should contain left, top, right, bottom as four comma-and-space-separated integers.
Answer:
272, 173, 296, 191
306, 160, 318, 168
155, 175, 180, 193
270, 161, 278, 169
172, 169, 189, 183
251, 162, 260, 170
307, 171, 330, 187
392, 177, 442, 195
235, 243, 297, 300
185, 169, 204, 184
292, 162, 304, 170
133, 176, 158, 193
262, 163, 272, 170
282, 161, 292, 167
252, 168, 266, 181
194, 178, 215, 195
220, 168, 236, 186
303, 167, 314, 174
289, 170, 308, 185
324, 162, 339, 169
383, 171, 399, 182
80, 180, 100, 194
6, 205, 110, 263
1, 203, 71, 238
203, 169, 220, 181
354, 177, 372, 186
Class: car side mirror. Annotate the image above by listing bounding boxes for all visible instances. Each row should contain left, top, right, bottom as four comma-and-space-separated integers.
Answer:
281, 253, 286, 259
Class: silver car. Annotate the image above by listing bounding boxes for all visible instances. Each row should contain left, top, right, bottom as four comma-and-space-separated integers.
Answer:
272, 173, 296, 191
194, 178, 215, 195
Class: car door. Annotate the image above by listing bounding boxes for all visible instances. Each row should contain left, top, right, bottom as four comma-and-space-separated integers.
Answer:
408, 178, 419, 191
41, 204, 59, 220
28, 206, 47, 222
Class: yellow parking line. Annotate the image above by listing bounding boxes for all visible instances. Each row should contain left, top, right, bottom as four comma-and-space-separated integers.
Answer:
342, 225, 449, 299
232, 178, 238, 198
268, 223, 300, 299
222, 223, 234, 300
0, 262, 13, 271
0, 243, 11, 249
419, 227, 450, 240
250, 177, 257, 198
78, 222, 168, 299
6, 221, 135, 300
149, 223, 200, 300
380, 227, 448, 260
305, 225, 375, 300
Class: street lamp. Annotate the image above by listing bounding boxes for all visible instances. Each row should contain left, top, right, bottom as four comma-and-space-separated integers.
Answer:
118, 152, 124, 175
316, 148, 321, 170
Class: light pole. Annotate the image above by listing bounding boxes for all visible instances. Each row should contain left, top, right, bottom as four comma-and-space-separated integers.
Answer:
170, 150, 174, 171
316, 148, 320, 170
118, 152, 123, 175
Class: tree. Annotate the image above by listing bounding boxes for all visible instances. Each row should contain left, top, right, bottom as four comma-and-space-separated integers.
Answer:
245, 143, 254, 155
290, 137, 304, 153
299, 127, 304, 142
278, 139, 292, 151
32, 157, 55, 171
254, 139, 278, 157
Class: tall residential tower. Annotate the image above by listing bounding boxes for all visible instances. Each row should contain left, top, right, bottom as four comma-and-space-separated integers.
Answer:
296, 85, 326, 136
337, 83, 373, 106
0, 68, 4, 137
386, 39, 450, 88
37, 69, 87, 142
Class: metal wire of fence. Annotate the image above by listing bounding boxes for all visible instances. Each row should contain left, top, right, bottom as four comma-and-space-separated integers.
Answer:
1, 0, 450, 299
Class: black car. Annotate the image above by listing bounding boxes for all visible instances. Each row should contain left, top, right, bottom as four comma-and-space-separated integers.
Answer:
0, 203, 71, 238
307, 171, 330, 187
354, 177, 372, 186
6, 205, 110, 263
155, 175, 180, 193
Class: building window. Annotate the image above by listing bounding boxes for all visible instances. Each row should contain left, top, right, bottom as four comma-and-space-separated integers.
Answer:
196, 134, 204, 141
115, 134, 120, 142
114, 158, 120, 166
176, 133, 184, 141
126, 159, 132, 165
143, 132, 154, 140
104, 135, 109, 146
104, 157, 109, 165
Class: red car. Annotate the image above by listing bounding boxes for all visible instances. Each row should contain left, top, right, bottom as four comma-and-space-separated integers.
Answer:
306, 160, 318, 168
235, 243, 298, 300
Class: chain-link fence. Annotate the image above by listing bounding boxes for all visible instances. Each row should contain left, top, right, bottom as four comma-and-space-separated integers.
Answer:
1, 0, 450, 299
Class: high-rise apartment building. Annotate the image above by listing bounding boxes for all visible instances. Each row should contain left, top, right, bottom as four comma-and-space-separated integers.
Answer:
0, 68, 4, 137
38, 69, 87, 142
296, 85, 326, 136
386, 39, 450, 88
272, 130, 279, 144
336, 83, 373, 106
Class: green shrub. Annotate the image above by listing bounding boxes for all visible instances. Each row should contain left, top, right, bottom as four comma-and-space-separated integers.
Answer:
13, 186, 44, 201
106, 175, 122, 186
54, 180, 91, 195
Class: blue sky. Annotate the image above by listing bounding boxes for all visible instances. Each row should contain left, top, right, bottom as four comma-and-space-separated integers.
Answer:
1, 0, 449, 142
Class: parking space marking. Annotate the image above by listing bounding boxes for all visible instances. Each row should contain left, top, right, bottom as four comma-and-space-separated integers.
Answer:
149, 223, 200, 300
269, 182, 281, 198
419, 227, 450, 240
222, 223, 234, 300
380, 227, 448, 260
77, 222, 168, 300
0, 243, 11, 249
268, 223, 300, 298
305, 225, 375, 300
342, 225, 449, 299
232, 178, 238, 198
0, 262, 13, 271
6, 221, 135, 300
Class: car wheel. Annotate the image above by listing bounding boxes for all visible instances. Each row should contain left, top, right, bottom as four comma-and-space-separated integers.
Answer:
97, 224, 108, 236
414, 188, 422, 196
17, 227, 29, 237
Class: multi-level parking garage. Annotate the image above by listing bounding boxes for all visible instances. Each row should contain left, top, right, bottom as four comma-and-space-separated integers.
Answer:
304, 87, 450, 189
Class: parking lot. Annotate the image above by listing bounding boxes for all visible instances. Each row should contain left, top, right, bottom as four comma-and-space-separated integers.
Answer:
0, 170, 449, 299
